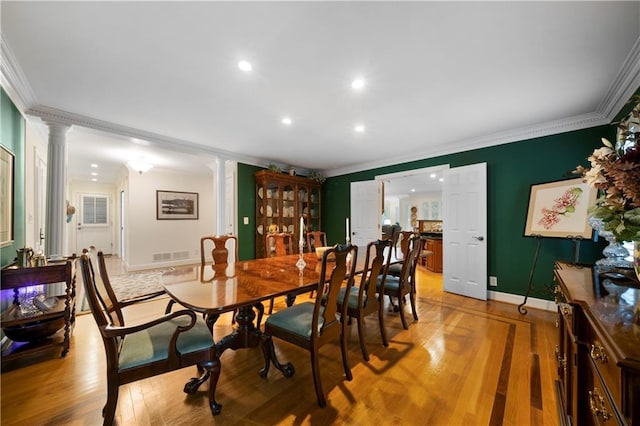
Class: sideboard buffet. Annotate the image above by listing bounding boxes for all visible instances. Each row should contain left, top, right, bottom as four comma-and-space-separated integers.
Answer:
553, 261, 639, 425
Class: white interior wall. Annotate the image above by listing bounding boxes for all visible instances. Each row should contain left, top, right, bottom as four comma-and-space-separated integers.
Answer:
399, 191, 442, 229
126, 168, 214, 270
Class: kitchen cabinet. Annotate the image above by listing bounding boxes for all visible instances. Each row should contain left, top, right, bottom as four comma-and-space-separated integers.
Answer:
255, 170, 321, 258
424, 238, 443, 272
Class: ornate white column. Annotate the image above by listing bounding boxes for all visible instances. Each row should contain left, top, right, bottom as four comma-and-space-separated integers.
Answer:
44, 121, 71, 257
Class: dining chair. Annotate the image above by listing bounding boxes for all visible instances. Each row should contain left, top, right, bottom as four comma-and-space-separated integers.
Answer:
377, 234, 421, 329
306, 230, 328, 252
263, 232, 296, 315
79, 249, 220, 425
388, 230, 414, 278
265, 232, 295, 257
200, 234, 238, 266
260, 244, 358, 408
337, 239, 392, 361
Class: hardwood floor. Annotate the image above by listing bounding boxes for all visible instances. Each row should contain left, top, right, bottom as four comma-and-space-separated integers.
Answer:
1, 264, 560, 425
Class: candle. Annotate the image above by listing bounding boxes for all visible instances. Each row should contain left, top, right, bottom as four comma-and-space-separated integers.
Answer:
346, 217, 350, 242
299, 216, 305, 244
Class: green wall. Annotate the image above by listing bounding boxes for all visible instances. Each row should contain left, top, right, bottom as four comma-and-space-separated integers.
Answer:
0, 88, 25, 267
321, 125, 614, 300
236, 124, 619, 300
237, 162, 263, 260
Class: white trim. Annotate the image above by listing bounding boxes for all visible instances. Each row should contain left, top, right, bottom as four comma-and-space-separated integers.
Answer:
0, 34, 38, 112
489, 290, 557, 313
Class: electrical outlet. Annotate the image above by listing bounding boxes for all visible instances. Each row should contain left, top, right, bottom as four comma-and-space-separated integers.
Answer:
489, 276, 498, 286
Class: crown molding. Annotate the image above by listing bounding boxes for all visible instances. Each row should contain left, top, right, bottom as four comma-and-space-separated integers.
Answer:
596, 36, 640, 119
323, 111, 609, 178
0, 33, 38, 112
25, 105, 268, 168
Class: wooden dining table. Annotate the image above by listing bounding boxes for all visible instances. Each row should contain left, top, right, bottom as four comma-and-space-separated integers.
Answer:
161, 250, 369, 413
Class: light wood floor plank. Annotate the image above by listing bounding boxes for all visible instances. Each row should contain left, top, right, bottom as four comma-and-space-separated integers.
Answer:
1, 266, 560, 425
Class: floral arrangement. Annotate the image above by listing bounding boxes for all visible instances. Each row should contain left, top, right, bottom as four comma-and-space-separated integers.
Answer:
574, 97, 640, 242
307, 170, 326, 183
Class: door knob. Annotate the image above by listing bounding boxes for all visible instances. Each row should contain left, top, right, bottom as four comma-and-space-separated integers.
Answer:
473, 236, 484, 241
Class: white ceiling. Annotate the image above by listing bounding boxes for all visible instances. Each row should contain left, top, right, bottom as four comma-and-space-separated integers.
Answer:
2, 1, 640, 184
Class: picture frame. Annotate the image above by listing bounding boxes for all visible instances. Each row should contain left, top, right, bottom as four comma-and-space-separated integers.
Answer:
156, 190, 199, 220
0, 145, 15, 247
524, 177, 597, 239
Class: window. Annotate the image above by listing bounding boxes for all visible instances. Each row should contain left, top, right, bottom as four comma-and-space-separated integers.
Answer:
82, 195, 108, 225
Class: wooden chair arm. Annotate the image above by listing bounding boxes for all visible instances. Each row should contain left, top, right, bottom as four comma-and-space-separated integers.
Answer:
101, 309, 197, 338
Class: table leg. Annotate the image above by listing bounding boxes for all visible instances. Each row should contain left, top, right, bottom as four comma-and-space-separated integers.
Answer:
215, 306, 263, 356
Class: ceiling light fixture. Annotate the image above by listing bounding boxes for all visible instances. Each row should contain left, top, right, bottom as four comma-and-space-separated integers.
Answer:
351, 78, 365, 90
91, 163, 98, 168
238, 60, 252, 72
128, 160, 153, 174
354, 124, 365, 133
281, 116, 292, 125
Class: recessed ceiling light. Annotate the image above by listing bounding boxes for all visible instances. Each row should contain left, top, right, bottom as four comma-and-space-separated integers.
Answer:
351, 78, 365, 90
281, 116, 292, 125
354, 124, 365, 133
410, 188, 416, 192
91, 164, 98, 168
91, 178, 97, 182
238, 60, 252, 72
91, 172, 97, 176
439, 178, 444, 182
430, 173, 436, 179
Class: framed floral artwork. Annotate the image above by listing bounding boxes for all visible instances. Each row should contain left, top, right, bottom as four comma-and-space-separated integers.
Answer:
524, 178, 597, 239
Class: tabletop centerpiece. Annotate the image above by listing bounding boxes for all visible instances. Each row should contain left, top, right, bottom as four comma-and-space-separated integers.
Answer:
574, 96, 640, 280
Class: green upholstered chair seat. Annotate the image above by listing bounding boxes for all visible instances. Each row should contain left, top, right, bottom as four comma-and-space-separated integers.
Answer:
119, 317, 213, 370
336, 286, 375, 310
387, 263, 402, 276
377, 275, 400, 292
265, 302, 325, 339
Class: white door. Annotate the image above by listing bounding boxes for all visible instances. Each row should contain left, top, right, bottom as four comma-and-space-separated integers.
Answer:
76, 193, 113, 254
442, 162, 487, 300
224, 160, 237, 235
34, 152, 47, 250
350, 180, 382, 247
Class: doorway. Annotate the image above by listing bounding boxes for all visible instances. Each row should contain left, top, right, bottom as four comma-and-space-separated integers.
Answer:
372, 163, 488, 300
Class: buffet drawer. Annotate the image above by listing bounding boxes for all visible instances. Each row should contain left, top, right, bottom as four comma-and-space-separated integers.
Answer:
585, 356, 624, 425
584, 321, 622, 410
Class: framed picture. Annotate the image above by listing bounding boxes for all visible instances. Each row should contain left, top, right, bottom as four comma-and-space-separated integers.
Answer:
156, 190, 199, 220
0, 146, 15, 247
524, 178, 597, 239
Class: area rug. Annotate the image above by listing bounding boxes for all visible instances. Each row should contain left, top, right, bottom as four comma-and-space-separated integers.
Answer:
108, 268, 173, 301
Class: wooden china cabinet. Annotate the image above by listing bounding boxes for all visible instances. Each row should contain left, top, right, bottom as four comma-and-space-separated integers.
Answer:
255, 170, 322, 258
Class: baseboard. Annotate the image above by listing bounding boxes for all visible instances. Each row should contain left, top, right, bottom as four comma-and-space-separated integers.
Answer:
488, 290, 556, 312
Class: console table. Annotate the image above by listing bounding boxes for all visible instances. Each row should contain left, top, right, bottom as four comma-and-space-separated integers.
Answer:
1, 256, 77, 368
553, 261, 639, 425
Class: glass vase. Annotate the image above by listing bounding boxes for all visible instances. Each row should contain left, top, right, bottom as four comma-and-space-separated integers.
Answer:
589, 216, 632, 270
